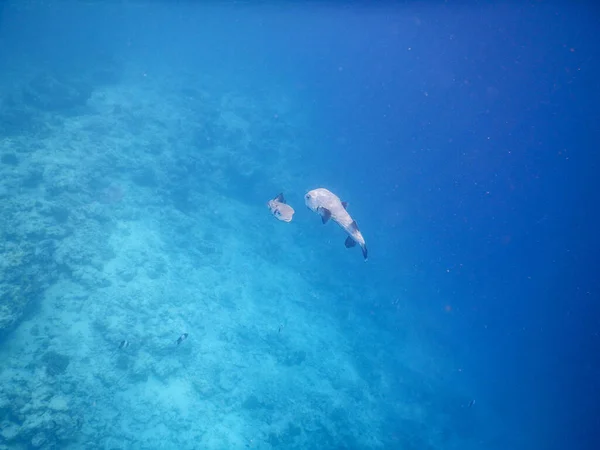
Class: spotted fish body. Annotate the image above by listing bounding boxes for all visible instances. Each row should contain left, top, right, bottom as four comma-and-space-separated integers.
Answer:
267, 193, 295, 223
304, 188, 368, 261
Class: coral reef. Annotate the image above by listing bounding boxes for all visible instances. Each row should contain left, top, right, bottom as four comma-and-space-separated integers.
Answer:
21, 73, 93, 113
0, 56, 476, 450
0, 239, 58, 338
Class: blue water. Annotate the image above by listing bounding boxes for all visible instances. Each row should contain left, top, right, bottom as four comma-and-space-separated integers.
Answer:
0, 1, 598, 449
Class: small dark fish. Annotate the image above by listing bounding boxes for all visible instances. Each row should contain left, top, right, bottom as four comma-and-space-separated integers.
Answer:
468, 399, 475, 408
119, 340, 130, 349
176, 333, 188, 345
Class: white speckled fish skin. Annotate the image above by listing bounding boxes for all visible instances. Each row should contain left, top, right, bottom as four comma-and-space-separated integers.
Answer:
305, 187, 368, 260
267, 196, 295, 222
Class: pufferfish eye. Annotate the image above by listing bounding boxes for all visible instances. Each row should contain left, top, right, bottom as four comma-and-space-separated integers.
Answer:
305, 194, 311, 199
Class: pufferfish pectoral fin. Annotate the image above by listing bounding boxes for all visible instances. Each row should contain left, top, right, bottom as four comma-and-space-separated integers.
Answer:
344, 236, 357, 248
318, 207, 332, 224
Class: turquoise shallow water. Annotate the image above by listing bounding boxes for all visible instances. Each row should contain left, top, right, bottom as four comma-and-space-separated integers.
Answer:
1, 66, 448, 448
1, 2, 599, 449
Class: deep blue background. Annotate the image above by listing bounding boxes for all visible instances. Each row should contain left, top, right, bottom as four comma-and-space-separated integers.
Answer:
1, 1, 598, 448
304, 2, 600, 449
268, 2, 600, 447
305, 3, 600, 448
